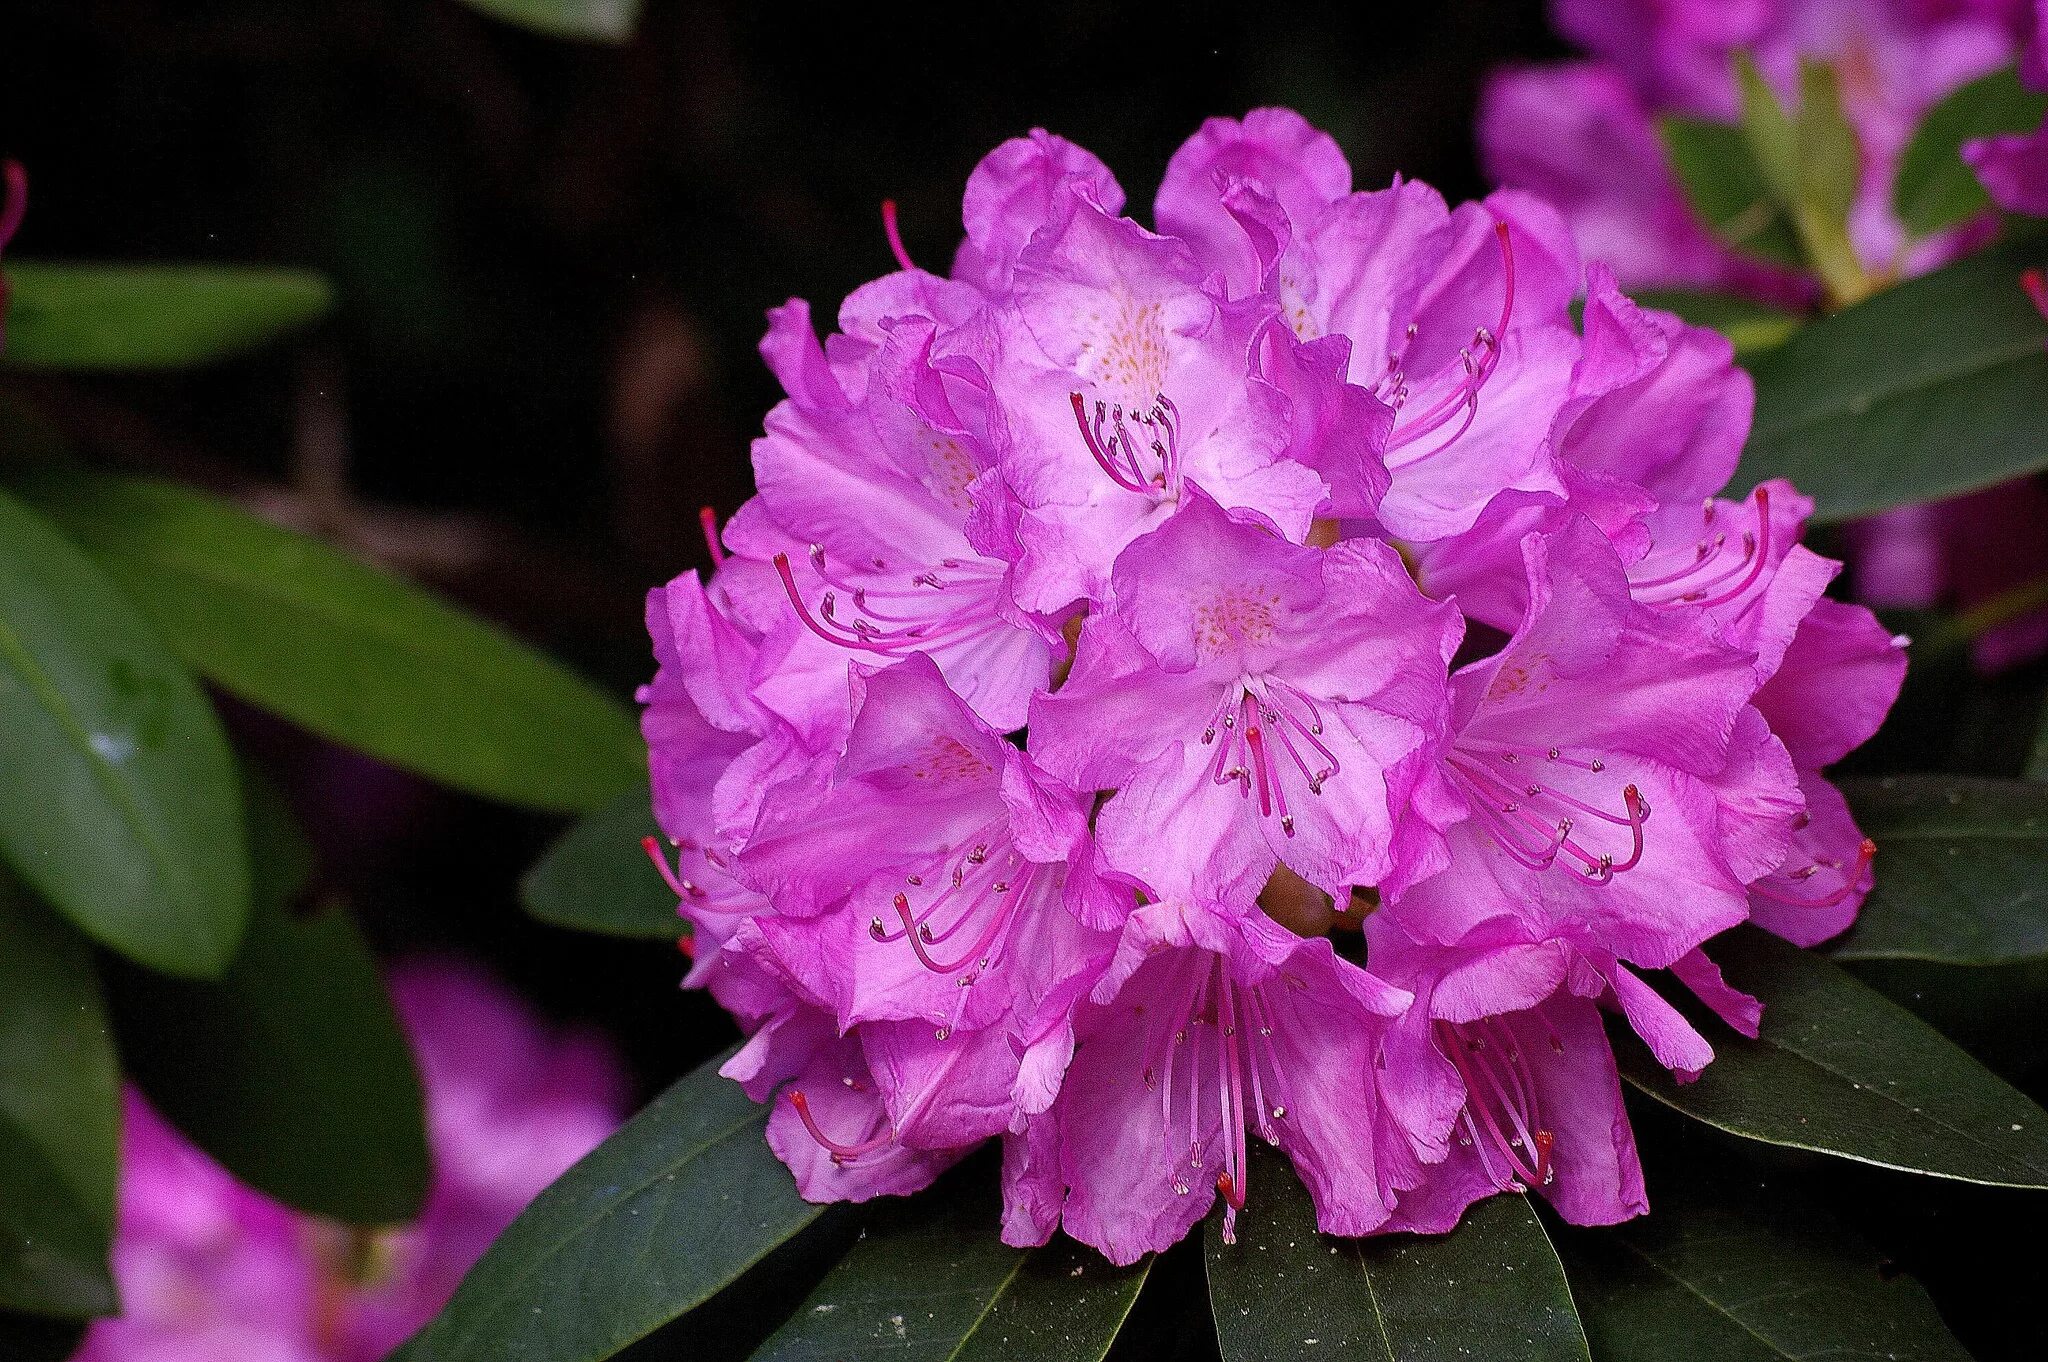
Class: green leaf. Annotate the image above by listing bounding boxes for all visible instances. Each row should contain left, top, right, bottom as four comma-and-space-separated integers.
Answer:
1794, 60, 1862, 225
1618, 927, 2048, 1186
108, 777, 429, 1226
454, 0, 642, 43
523, 782, 681, 938
1205, 1145, 1589, 1362
1560, 1169, 1970, 1362
394, 1047, 825, 1362
0, 880, 119, 1230
1830, 776, 2048, 965
1, 264, 330, 369
18, 474, 642, 813
749, 1184, 1148, 1362
1658, 117, 1804, 267
0, 486, 249, 978
1630, 291, 1805, 357
2027, 701, 2048, 780
1896, 64, 2048, 238
0, 881, 119, 1320
1734, 235, 2048, 521
1736, 56, 1802, 209
0, 1120, 114, 1318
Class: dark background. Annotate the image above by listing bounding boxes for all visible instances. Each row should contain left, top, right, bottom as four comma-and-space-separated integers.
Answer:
5, 4, 2041, 1360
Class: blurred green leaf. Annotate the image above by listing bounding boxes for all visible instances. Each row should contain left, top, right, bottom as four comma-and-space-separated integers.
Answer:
1830, 776, 2048, 965
109, 774, 428, 1227
1657, 117, 1804, 267
1794, 61, 1861, 225
1560, 1169, 1969, 1361
1, 264, 330, 369
0, 1121, 113, 1318
1618, 927, 2048, 1186
750, 1182, 1148, 1362
0, 881, 119, 1321
1631, 290, 1805, 357
0, 880, 119, 1230
455, 0, 643, 44
1896, 65, 2048, 238
1206, 1146, 1589, 1362
19, 474, 642, 813
0, 487, 248, 978
522, 782, 680, 938
396, 1047, 825, 1362
2027, 702, 2048, 780
1734, 236, 2048, 520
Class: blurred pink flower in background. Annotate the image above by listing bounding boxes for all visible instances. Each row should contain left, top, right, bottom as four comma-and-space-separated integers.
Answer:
74, 959, 628, 1362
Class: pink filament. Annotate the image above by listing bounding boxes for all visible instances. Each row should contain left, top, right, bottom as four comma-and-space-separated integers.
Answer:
1752, 838, 1877, 909
881, 199, 916, 273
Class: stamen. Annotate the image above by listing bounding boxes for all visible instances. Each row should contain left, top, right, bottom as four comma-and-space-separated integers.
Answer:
1752, 838, 1877, 909
1633, 486, 1775, 609
699, 506, 726, 567
771, 549, 1009, 658
1448, 748, 1649, 883
788, 1090, 895, 1163
1440, 1018, 1555, 1192
880, 199, 916, 273
1384, 219, 1516, 465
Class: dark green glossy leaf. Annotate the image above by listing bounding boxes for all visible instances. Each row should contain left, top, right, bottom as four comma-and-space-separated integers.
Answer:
1630, 291, 1805, 357
1561, 1169, 1969, 1362
1831, 776, 2048, 965
0, 486, 248, 978
455, 0, 642, 43
522, 782, 681, 938
1896, 65, 2048, 237
750, 1185, 1148, 1362
20, 474, 642, 813
1735, 236, 2048, 520
109, 779, 428, 1226
395, 1047, 824, 1362
1206, 1146, 1588, 1362
2027, 703, 2048, 780
1618, 927, 2048, 1186
0, 880, 119, 1230
0, 1120, 114, 1318
1658, 117, 1804, 267
1, 263, 330, 369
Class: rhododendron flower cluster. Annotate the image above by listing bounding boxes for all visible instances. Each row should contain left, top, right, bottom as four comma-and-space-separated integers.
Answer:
1481, 0, 2048, 671
640, 109, 1905, 1265
75, 961, 628, 1362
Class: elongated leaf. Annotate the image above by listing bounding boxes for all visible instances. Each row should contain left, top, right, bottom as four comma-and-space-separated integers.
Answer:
1618, 927, 2048, 1186
2027, 704, 2048, 780
395, 1047, 824, 1362
0, 1120, 114, 1319
1658, 117, 1804, 267
1561, 1169, 1969, 1362
20, 474, 642, 812
750, 1183, 1147, 1362
455, 0, 642, 43
1830, 776, 2048, 964
108, 770, 427, 1227
0, 487, 248, 977
1206, 1146, 1588, 1362
107, 770, 426, 1225
1, 263, 330, 369
0, 880, 119, 1229
1896, 65, 2048, 237
1631, 291, 1804, 357
523, 782, 680, 938
1734, 236, 2048, 521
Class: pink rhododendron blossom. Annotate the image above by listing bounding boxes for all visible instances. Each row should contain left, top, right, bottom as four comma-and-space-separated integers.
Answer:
76, 961, 627, 1362
1485, 1, 2048, 671
644, 108, 1903, 1261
